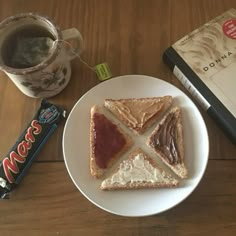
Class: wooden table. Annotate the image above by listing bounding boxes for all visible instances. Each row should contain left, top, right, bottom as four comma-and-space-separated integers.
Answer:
0, 0, 236, 235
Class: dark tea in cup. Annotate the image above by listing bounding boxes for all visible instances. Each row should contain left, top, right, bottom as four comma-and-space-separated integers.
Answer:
2, 24, 55, 68
0, 13, 83, 98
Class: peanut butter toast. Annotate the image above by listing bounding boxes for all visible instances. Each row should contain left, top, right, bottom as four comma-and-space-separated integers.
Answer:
90, 105, 133, 178
101, 148, 179, 190
104, 96, 173, 134
147, 107, 187, 179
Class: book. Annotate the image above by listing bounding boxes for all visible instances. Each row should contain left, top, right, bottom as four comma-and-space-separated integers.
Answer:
163, 8, 236, 144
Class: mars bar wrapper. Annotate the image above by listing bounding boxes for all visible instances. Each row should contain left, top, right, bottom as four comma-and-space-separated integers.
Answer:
0, 99, 66, 199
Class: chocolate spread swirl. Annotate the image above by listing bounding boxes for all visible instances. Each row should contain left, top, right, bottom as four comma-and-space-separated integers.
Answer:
151, 112, 181, 164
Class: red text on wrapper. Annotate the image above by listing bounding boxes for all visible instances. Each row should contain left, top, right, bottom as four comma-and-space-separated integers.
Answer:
3, 120, 42, 183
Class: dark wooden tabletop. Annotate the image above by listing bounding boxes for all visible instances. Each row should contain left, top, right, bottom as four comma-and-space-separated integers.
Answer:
0, 0, 236, 235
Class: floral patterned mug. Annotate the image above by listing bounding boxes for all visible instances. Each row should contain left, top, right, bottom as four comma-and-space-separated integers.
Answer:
0, 13, 83, 98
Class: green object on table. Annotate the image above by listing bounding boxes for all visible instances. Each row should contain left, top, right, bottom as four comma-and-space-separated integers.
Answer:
94, 63, 112, 81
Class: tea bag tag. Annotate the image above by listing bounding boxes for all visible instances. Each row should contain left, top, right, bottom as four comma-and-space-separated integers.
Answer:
56, 40, 113, 81
94, 63, 112, 81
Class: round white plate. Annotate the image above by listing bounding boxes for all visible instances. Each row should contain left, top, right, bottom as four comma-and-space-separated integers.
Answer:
62, 75, 209, 217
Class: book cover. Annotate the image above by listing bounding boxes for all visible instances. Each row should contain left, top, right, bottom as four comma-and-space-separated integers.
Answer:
163, 8, 236, 144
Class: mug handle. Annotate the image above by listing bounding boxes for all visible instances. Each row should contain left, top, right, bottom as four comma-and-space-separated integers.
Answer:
61, 28, 83, 60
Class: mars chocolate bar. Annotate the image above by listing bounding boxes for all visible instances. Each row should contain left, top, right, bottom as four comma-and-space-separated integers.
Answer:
0, 99, 66, 199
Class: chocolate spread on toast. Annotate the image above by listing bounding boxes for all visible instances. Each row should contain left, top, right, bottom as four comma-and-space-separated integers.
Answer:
150, 112, 180, 164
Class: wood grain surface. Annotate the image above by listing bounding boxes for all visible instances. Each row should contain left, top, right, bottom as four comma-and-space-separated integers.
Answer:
0, 161, 236, 235
0, 0, 235, 235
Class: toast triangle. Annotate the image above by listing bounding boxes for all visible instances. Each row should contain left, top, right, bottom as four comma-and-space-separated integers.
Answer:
100, 148, 179, 190
147, 107, 187, 178
90, 105, 133, 178
104, 96, 173, 134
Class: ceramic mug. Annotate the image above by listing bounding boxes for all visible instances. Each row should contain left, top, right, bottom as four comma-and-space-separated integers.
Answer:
0, 13, 83, 98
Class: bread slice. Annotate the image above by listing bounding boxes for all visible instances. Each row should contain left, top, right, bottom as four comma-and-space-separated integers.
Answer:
90, 105, 133, 178
147, 107, 187, 179
104, 96, 173, 134
100, 148, 179, 190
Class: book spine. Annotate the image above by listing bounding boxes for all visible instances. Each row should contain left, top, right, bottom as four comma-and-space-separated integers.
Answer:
173, 66, 210, 111
163, 47, 236, 144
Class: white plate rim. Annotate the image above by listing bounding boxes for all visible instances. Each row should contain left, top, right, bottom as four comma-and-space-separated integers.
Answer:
62, 74, 209, 217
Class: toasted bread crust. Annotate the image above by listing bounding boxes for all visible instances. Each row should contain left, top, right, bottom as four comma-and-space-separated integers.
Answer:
90, 105, 133, 179
104, 96, 173, 134
100, 148, 179, 190
101, 182, 177, 190
147, 107, 187, 179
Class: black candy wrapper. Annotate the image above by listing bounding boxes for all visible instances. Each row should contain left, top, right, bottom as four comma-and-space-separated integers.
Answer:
0, 100, 66, 199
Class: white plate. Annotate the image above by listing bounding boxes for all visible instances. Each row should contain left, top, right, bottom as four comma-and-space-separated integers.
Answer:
62, 75, 209, 217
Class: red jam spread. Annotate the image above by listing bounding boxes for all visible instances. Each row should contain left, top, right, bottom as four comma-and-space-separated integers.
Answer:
151, 112, 181, 164
93, 113, 126, 169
